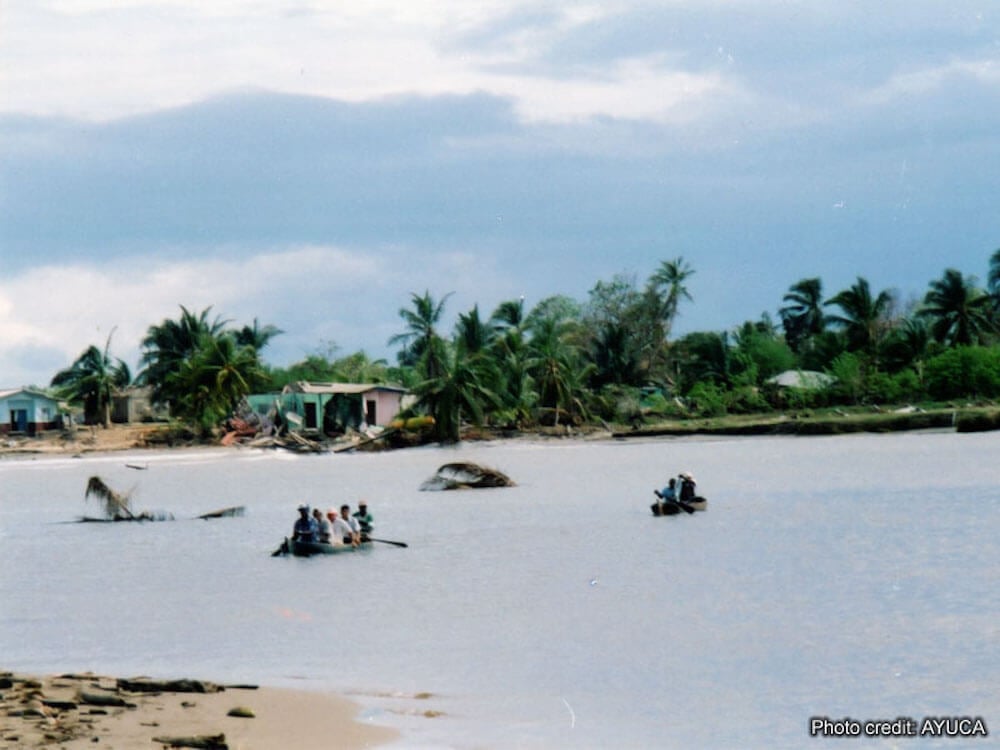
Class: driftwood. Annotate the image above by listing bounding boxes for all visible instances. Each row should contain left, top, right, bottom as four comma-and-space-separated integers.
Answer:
196, 506, 245, 520
152, 734, 228, 749
117, 678, 223, 694
420, 462, 516, 491
78, 690, 135, 708
332, 428, 398, 453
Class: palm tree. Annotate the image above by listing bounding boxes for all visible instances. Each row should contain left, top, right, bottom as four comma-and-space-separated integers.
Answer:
488, 298, 534, 425
415, 341, 501, 443
455, 305, 494, 356
986, 248, 1000, 324
648, 257, 695, 338
51, 330, 131, 427
779, 277, 826, 353
139, 306, 228, 405
526, 315, 592, 426
919, 268, 993, 347
234, 318, 284, 352
824, 277, 895, 361
169, 333, 267, 432
388, 291, 452, 378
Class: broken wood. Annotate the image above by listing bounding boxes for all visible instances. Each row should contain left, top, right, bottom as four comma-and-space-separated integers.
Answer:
79, 690, 135, 708
196, 506, 245, 520
152, 733, 228, 749
117, 678, 223, 694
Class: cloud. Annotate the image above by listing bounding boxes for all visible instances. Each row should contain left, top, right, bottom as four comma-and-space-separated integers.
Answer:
0, 1, 728, 126
0, 242, 524, 386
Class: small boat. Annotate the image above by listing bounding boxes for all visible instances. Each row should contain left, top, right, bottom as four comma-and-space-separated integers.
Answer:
276, 537, 374, 557
650, 494, 708, 516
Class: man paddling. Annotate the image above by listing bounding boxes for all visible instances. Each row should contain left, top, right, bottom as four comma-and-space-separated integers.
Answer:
353, 501, 373, 541
292, 504, 318, 542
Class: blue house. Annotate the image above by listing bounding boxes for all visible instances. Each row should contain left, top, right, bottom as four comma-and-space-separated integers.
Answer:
0, 387, 63, 436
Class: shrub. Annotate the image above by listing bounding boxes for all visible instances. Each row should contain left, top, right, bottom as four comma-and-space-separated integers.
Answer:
686, 381, 728, 418
925, 347, 1000, 400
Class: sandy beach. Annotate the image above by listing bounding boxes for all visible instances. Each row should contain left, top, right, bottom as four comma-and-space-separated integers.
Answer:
1, 671, 398, 749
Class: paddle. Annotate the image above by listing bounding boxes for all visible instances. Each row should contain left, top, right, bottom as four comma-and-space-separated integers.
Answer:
368, 538, 408, 548
271, 537, 289, 557
654, 489, 694, 515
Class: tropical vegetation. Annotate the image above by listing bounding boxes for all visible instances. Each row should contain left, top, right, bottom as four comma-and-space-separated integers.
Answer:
44, 249, 1000, 442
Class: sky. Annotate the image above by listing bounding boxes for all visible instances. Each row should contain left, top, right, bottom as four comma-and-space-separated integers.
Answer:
2, 1, 999, 387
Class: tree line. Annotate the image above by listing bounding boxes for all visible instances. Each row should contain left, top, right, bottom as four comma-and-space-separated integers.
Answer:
50, 250, 1000, 442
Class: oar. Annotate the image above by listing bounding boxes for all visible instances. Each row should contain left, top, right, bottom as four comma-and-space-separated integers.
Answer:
676, 499, 696, 514
271, 537, 289, 557
368, 538, 408, 548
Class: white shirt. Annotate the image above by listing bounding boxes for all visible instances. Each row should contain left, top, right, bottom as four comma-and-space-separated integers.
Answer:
330, 517, 355, 544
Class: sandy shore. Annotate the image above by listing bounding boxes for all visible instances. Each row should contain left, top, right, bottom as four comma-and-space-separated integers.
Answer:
1, 671, 398, 749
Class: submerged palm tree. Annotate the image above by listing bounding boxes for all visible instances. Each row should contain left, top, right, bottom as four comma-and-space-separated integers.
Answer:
51, 329, 131, 427
919, 268, 993, 347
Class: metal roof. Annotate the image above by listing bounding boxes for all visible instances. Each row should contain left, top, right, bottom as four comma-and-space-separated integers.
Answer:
281, 381, 407, 395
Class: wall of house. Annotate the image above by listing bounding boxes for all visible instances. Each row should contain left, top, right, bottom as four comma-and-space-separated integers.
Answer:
0, 395, 61, 435
364, 390, 403, 426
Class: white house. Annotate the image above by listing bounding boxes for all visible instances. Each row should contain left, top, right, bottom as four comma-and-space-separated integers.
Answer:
0, 387, 63, 436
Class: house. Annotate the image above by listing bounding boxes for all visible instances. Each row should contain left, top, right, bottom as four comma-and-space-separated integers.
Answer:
110, 386, 162, 424
0, 387, 63, 436
765, 370, 835, 390
249, 382, 408, 434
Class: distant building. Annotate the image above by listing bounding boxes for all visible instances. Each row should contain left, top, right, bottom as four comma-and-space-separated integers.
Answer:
765, 370, 835, 390
0, 387, 63, 435
110, 386, 161, 424
249, 382, 408, 434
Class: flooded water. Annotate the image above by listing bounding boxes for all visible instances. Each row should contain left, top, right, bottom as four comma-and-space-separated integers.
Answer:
1, 432, 998, 748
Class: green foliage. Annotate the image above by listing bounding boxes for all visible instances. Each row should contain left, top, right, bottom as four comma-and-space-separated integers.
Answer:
924, 346, 1000, 400
827, 352, 864, 404
51, 331, 131, 427
686, 381, 728, 417
168, 333, 268, 434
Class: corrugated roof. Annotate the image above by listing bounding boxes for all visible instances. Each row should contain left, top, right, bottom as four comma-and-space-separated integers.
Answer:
282, 381, 407, 395
0, 387, 60, 401
765, 370, 835, 389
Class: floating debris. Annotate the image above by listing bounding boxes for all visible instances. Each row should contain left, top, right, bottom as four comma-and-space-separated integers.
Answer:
420, 462, 516, 491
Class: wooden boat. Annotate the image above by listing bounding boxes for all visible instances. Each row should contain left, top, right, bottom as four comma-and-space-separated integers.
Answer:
650, 494, 708, 516
277, 537, 373, 557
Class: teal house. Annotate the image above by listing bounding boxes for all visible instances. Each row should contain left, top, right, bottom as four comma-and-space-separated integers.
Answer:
248, 382, 408, 435
0, 387, 63, 436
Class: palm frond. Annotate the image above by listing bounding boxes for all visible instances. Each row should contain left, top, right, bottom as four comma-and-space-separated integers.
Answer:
85, 476, 134, 519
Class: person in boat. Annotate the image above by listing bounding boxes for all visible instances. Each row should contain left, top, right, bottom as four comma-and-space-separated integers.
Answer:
353, 501, 373, 539
340, 504, 362, 545
654, 478, 678, 504
678, 472, 697, 504
326, 507, 358, 547
292, 504, 318, 543
313, 507, 332, 543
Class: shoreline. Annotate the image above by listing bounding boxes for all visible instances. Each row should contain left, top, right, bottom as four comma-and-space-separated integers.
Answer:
1, 670, 398, 749
2, 403, 995, 463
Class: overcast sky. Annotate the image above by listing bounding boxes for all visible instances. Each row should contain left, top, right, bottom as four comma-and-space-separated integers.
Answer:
2, 1, 999, 387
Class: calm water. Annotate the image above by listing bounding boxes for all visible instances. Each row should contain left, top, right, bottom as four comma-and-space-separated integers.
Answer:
1, 432, 998, 748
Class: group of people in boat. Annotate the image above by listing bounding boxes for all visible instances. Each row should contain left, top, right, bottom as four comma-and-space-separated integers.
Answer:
654, 471, 698, 507
293, 502, 373, 547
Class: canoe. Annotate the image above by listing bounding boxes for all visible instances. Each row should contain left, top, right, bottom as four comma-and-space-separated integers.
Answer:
280, 537, 373, 557
650, 496, 708, 516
